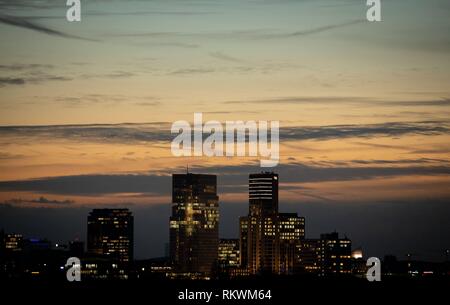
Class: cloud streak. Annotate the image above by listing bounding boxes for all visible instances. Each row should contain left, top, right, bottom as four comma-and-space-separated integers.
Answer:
0, 75, 72, 87
113, 19, 367, 41
0, 120, 448, 144
280, 121, 450, 141
0, 63, 54, 71
51, 94, 159, 107
2, 196, 74, 206
224, 96, 450, 107
0, 77, 26, 86
0, 162, 449, 197
0, 14, 98, 41
169, 68, 215, 75
209, 51, 244, 63
257, 19, 367, 39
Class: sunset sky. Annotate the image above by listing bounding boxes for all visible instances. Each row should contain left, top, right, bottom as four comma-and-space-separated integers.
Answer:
0, 0, 449, 260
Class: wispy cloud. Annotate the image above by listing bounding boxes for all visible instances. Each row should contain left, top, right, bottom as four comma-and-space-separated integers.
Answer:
224, 96, 368, 105
86, 10, 216, 17
384, 98, 450, 107
262, 19, 366, 39
224, 96, 450, 107
113, 19, 366, 41
0, 75, 71, 87
102, 71, 135, 79
51, 94, 159, 108
2, 196, 74, 206
0, 14, 98, 41
0, 77, 26, 86
0, 63, 54, 71
169, 68, 215, 75
0, 174, 171, 196
209, 51, 244, 63
280, 121, 450, 141
0, 152, 26, 160
0, 63, 73, 86
0, 0, 58, 10
0, 162, 449, 197
139, 42, 199, 49
0, 120, 448, 144
134, 102, 160, 107
201, 110, 260, 114
0, 122, 173, 144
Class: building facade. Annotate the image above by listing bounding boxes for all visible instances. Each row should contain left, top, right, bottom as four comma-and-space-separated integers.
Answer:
239, 173, 310, 275
218, 239, 240, 268
279, 213, 305, 274
297, 238, 322, 274
319, 232, 352, 275
169, 173, 219, 277
87, 209, 133, 262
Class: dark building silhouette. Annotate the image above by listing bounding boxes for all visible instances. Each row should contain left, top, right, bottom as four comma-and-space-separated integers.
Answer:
298, 238, 322, 274
23, 238, 51, 252
169, 173, 219, 277
87, 209, 133, 262
4, 233, 23, 252
319, 232, 352, 275
69, 240, 84, 257
298, 233, 352, 276
351, 247, 367, 277
239, 216, 248, 268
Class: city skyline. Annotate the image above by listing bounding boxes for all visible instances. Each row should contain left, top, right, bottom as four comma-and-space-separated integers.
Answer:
1, 170, 449, 266
1, 171, 448, 282
1, 169, 449, 263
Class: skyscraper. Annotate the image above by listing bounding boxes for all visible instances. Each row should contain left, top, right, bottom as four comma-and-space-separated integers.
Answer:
278, 213, 305, 274
319, 232, 352, 275
240, 172, 309, 276
170, 173, 219, 277
246, 172, 280, 274
87, 209, 133, 262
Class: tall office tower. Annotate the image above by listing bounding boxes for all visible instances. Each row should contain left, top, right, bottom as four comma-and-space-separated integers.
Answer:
170, 173, 219, 277
278, 213, 305, 274
247, 172, 280, 274
319, 232, 352, 275
87, 209, 133, 262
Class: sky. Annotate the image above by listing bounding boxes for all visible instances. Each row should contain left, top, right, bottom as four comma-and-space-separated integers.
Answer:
0, 0, 449, 261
